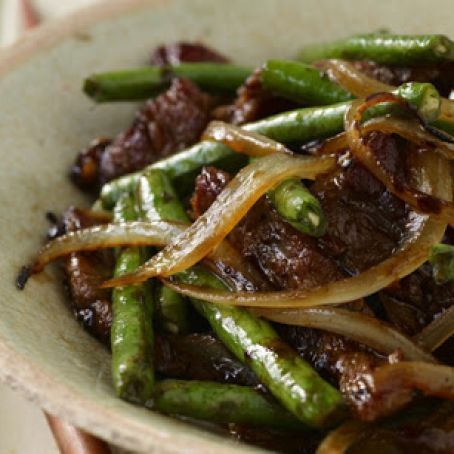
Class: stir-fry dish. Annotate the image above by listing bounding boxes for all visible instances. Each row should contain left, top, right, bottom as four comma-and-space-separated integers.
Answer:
18, 33, 454, 452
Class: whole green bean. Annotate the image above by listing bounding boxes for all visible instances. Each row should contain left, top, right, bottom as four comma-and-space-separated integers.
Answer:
262, 60, 353, 105
429, 243, 454, 284
268, 178, 327, 237
154, 380, 303, 430
176, 266, 345, 428
298, 33, 454, 65
84, 63, 252, 102
137, 170, 344, 426
111, 194, 155, 404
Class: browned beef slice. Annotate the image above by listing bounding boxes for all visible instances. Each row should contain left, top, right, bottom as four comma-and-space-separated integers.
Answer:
99, 78, 211, 183
214, 68, 297, 125
70, 138, 111, 191
190, 166, 232, 218
350, 60, 454, 97
155, 333, 258, 386
63, 207, 113, 345
151, 42, 228, 65
313, 134, 408, 275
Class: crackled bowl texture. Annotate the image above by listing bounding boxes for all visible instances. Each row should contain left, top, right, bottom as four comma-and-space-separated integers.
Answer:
0, 0, 452, 452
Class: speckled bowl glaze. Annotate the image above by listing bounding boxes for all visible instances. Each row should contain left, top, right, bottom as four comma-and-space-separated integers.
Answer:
0, 0, 452, 452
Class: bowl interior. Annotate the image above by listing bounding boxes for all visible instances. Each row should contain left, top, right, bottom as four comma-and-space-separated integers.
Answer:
0, 0, 452, 452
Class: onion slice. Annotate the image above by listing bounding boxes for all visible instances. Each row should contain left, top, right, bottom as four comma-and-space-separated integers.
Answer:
372, 362, 454, 400
413, 305, 454, 352
25, 221, 187, 275
202, 120, 290, 157
316, 421, 369, 454
257, 307, 435, 363
101, 153, 336, 288
345, 94, 454, 225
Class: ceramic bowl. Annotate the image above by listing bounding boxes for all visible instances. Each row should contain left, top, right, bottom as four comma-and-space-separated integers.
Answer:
0, 0, 451, 451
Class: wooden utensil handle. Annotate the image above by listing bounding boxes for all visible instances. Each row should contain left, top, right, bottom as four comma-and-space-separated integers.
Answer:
46, 414, 111, 454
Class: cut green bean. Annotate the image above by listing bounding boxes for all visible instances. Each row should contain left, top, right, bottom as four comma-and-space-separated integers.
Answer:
84, 63, 252, 102
269, 178, 327, 237
262, 59, 354, 105
175, 266, 345, 428
154, 379, 303, 430
429, 243, 454, 284
111, 194, 155, 404
298, 33, 454, 65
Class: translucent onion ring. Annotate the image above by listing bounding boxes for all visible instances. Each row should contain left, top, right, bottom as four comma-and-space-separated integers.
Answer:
320, 58, 454, 125
413, 305, 454, 352
256, 307, 435, 363
345, 93, 454, 226
101, 153, 336, 288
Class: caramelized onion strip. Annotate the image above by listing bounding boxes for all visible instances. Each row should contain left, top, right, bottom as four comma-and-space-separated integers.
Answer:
203, 120, 289, 157
101, 153, 336, 288
257, 307, 436, 362
316, 421, 370, 454
372, 362, 454, 399
345, 94, 454, 225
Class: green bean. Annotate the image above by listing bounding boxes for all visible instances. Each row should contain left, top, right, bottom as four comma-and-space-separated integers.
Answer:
101, 141, 245, 209
155, 285, 192, 335
84, 63, 251, 102
269, 178, 327, 237
137, 169, 193, 334
111, 194, 154, 404
154, 379, 303, 430
262, 59, 353, 105
176, 266, 345, 428
429, 243, 454, 284
298, 33, 454, 65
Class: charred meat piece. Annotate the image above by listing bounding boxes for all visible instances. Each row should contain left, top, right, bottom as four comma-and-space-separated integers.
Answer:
151, 42, 229, 66
99, 78, 211, 183
350, 60, 454, 97
155, 333, 258, 386
313, 133, 408, 275
62, 207, 113, 345
190, 166, 232, 219
214, 68, 297, 125
70, 138, 111, 192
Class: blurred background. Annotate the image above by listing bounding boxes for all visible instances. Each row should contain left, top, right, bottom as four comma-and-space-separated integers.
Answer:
0, 2, 100, 452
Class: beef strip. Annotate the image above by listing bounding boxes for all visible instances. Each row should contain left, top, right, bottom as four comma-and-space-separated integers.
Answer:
151, 42, 228, 66
99, 78, 211, 183
62, 207, 113, 345
190, 133, 420, 420
70, 138, 111, 191
155, 333, 258, 386
350, 60, 454, 97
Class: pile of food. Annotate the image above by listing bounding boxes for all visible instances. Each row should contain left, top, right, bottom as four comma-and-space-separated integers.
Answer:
18, 33, 454, 452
